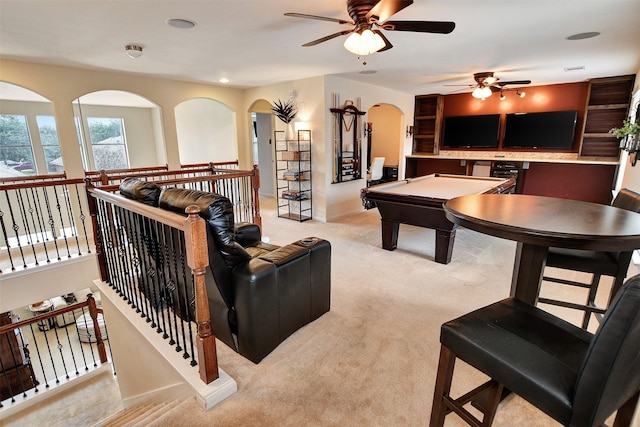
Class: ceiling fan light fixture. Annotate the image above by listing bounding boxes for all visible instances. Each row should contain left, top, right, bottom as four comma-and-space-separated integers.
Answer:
344, 29, 385, 56
472, 86, 492, 100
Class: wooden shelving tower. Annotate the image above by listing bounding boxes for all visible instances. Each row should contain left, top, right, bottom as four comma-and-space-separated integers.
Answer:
580, 75, 635, 158
412, 94, 444, 154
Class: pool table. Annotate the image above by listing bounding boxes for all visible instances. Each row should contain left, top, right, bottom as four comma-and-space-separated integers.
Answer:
361, 174, 515, 264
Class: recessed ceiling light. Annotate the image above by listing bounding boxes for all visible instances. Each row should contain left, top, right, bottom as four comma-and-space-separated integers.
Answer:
219, 78, 230, 84
359, 70, 378, 75
166, 18, 196, 29
566, 31, 600, 41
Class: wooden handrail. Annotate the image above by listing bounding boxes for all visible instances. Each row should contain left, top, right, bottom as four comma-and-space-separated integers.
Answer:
0, 295, 108, 364
86, 182, 219, 384
84, 165, 170, 177
0, 177, 85, 191
180, 160, 239, 169
0, 172, 67, 183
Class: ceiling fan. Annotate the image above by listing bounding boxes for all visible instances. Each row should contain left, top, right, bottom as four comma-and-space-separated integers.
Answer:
284, 0, 455, 57
449, 72, 532, 100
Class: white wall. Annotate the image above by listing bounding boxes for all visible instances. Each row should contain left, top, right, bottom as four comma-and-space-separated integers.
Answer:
0, 59, 250, 176
243, 75, 414, 222
175, 98, 237, 165
244, 76, 328, 220
323, 76, 414, 221
619, 68, 640, 193
0, 257, 99, 313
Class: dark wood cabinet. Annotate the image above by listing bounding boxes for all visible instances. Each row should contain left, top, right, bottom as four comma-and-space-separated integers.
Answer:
1, 311, 37, 400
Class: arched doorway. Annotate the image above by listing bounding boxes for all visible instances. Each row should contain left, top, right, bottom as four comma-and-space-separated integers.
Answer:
367, 103, 403, 181
248, 99, 275, 198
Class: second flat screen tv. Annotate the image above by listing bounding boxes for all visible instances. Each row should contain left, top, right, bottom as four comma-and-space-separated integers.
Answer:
442, 114, 501, 148
503, 110, 578, 149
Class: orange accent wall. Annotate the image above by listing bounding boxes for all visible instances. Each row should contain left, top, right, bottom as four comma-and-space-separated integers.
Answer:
442, 82, 590, 151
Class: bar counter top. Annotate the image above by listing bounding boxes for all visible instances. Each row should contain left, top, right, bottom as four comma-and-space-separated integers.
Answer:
407, 151, 620, 165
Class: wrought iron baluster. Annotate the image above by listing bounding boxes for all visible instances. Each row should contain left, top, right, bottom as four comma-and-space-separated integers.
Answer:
3, 190, 28, 269
0, 205, 15, 272
40, 325, 61, 384
51, 185, 72, 259
73, 183, 91, 254
41, 184, 62, 261
119, 207, 139, 308
61, 183, 82, 254
50, 326, 70, 379
177, 236, 195, 363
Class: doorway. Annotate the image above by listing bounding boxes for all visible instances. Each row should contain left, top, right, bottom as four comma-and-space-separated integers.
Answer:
254, 113, 274, 197
249, 99, 275, 197
367, 103, 403, 178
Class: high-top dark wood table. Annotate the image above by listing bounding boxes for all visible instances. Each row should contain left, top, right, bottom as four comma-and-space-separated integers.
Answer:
444, 194, 640, 304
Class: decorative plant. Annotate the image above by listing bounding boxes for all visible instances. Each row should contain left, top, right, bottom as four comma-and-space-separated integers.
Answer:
271, 99, 297, 124
609, 119, 640, 139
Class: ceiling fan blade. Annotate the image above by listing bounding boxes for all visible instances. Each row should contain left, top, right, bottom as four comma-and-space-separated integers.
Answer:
366, 0, 413, 23
497, 80, 532, 86
284, 12, 352, 25
382, 20, 455, 34
373, 30, 393, 52
302, 30, 354, 47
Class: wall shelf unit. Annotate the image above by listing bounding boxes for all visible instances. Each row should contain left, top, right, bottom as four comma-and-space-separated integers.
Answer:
275, 130, 312, 222
580, 75, 635, 157
331, 105, 365, 183
412, 94, 444, 154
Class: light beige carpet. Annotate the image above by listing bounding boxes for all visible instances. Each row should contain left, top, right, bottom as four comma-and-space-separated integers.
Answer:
146, 198, 608, 426
4, 197, 630, 426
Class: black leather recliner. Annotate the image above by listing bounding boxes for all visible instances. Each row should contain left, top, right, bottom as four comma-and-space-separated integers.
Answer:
119, 178, 331, 363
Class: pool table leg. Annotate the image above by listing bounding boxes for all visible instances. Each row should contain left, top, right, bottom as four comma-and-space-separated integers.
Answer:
381, 220, 399, 250
435, 229, 456, 264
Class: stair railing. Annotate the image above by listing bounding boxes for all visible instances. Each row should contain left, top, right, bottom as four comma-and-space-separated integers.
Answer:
0, 295, 107, 407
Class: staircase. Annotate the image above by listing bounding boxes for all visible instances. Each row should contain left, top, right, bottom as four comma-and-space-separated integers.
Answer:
0, 367, 208, 427
97, 400, 184, 427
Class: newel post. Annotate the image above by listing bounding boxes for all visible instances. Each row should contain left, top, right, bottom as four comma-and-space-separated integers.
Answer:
85, 179, 108, 282
183, 205, 219, 384
87, 295, 108, 364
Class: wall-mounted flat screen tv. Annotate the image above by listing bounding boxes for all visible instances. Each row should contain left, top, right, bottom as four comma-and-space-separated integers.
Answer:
503, 110, 578, 149
442, 114, 501, 148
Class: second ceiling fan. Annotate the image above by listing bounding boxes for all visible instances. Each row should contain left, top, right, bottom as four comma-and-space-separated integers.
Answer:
284, 0, 455, 57
455, 72, 532, 100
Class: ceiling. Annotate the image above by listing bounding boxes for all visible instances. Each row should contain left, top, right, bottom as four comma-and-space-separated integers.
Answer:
1, 0, 639, 99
